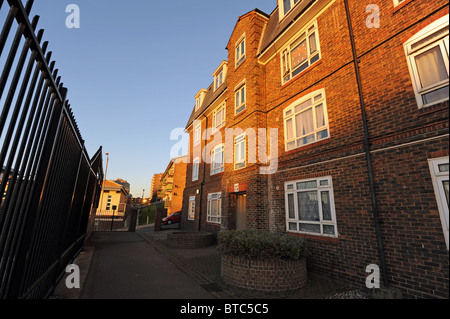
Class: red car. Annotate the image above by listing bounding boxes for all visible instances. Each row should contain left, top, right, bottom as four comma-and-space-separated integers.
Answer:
162, 211, 181, 225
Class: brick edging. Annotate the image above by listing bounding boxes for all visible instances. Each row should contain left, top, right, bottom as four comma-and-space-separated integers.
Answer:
221, 254, 307, 292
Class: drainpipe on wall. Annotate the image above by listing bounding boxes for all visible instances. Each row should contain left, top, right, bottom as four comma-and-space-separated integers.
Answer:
197, 113, 209, 232
343, 0, 389, 287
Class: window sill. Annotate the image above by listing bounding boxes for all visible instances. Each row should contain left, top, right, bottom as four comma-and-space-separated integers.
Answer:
393, 0, 416, 14
234, 108, 247, 120
284, 137, 331, 156
418, 100, 449, 117
212, 125, 226, 134
287, 232, 339, 243
234, 164, 246, 171
210, 171, 224, 177
235, 58, 246, 70
281, 60, 323, 89
206, 222, 222, 227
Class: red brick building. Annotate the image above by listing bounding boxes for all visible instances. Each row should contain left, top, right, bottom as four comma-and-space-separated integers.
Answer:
181, 0, 449, 298
159, 155, 187, 216
150, 173, 163, 201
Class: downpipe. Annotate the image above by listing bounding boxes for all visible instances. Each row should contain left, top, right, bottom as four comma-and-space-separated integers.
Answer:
343, 0, 389, 287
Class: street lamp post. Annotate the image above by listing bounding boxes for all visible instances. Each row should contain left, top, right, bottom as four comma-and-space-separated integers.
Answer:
98, 153, 109, 215
97, 153, 109, 231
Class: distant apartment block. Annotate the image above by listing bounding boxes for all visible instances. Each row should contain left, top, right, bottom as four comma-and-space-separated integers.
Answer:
158, 155, 188, 216
150, 173, 163, 200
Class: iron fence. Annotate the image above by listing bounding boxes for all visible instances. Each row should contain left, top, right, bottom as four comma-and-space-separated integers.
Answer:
93, 205, 138, 232
0, 0, 103, 299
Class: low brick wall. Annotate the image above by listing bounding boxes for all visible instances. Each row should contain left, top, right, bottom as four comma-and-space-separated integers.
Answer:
221, 254, 307, 292
167, 231, 215, 249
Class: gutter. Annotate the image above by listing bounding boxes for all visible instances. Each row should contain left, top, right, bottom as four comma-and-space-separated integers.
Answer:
343, 0, 389, 287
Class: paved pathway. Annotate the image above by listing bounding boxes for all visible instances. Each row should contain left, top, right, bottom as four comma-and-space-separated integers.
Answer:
76, 232, 215, 299
52, 227, 361, 300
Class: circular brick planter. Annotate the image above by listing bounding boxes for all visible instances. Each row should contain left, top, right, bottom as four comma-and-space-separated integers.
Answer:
167, 231, 215, 249
221, 254, 307, 292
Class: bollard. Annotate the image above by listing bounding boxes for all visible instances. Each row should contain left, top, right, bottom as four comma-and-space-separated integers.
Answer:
154, 207, 164, 231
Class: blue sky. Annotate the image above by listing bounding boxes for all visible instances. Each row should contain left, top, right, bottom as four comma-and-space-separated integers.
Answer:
24, 0, 276, 197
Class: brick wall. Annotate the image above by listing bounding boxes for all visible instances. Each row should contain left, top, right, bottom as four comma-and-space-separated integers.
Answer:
221, 254, 307, 292
180, 0, 449, 298
171, 160, 187, 214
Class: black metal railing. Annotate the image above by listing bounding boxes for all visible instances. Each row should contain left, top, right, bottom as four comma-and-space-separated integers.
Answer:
0, 0, 103, 299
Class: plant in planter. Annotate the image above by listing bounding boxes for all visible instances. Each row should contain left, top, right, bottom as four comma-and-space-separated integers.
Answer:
218, 230, 308, 292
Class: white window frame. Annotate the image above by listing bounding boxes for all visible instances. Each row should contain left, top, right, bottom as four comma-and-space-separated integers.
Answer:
214, 69, 224, 91
283, 88, 330, 151
281, 21, 321, 84
212, 102, 226, 132
234, 133, 246, 170
404, 15, 449, 109
393, 0, 406, 6
285, 176, 338, 238
428, 157, 449, 250
188, 196, 196, 220
279, 0, 301, 19
207, 192, 222, 224
235, 34, 246, 68
192, 157, 200, 181
193, 122, 201, 146
211, 144, 224, 175
235, 81, 246, 115
195, 97, 202, 112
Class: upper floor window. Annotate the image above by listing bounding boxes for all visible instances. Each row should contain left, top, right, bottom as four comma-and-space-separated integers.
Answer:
195, 97, 202, 112
213, 61, 228, 91
429, 157, 449, 250
404, 15, 449, 108
281, 0, 301, 18
284, 88, 329, 151
212, 102, 226, 132
234, 133, 246, 170
215, 69, 224, 91
211, 144, 224, 175
194, 89, 207, 112
236, 35, 246, 67
193, 122, 201, 146
281, 22, 321, 84
235, 81, 246, 115
192, 158, 200, 181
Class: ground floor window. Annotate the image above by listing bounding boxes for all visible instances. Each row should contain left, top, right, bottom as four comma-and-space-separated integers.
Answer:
207, 192, 222, 224
285, 176, 337, 237
429, 157, 449, 249
188, 196, 196, 220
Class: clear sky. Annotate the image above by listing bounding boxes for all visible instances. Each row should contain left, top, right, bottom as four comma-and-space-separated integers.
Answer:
24, 0, 277, 197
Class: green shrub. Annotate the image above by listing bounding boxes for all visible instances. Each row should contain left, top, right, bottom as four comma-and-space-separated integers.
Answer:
218, 230, 307, 261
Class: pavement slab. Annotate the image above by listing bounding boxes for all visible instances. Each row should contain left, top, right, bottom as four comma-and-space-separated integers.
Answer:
54, 231, 215, 299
